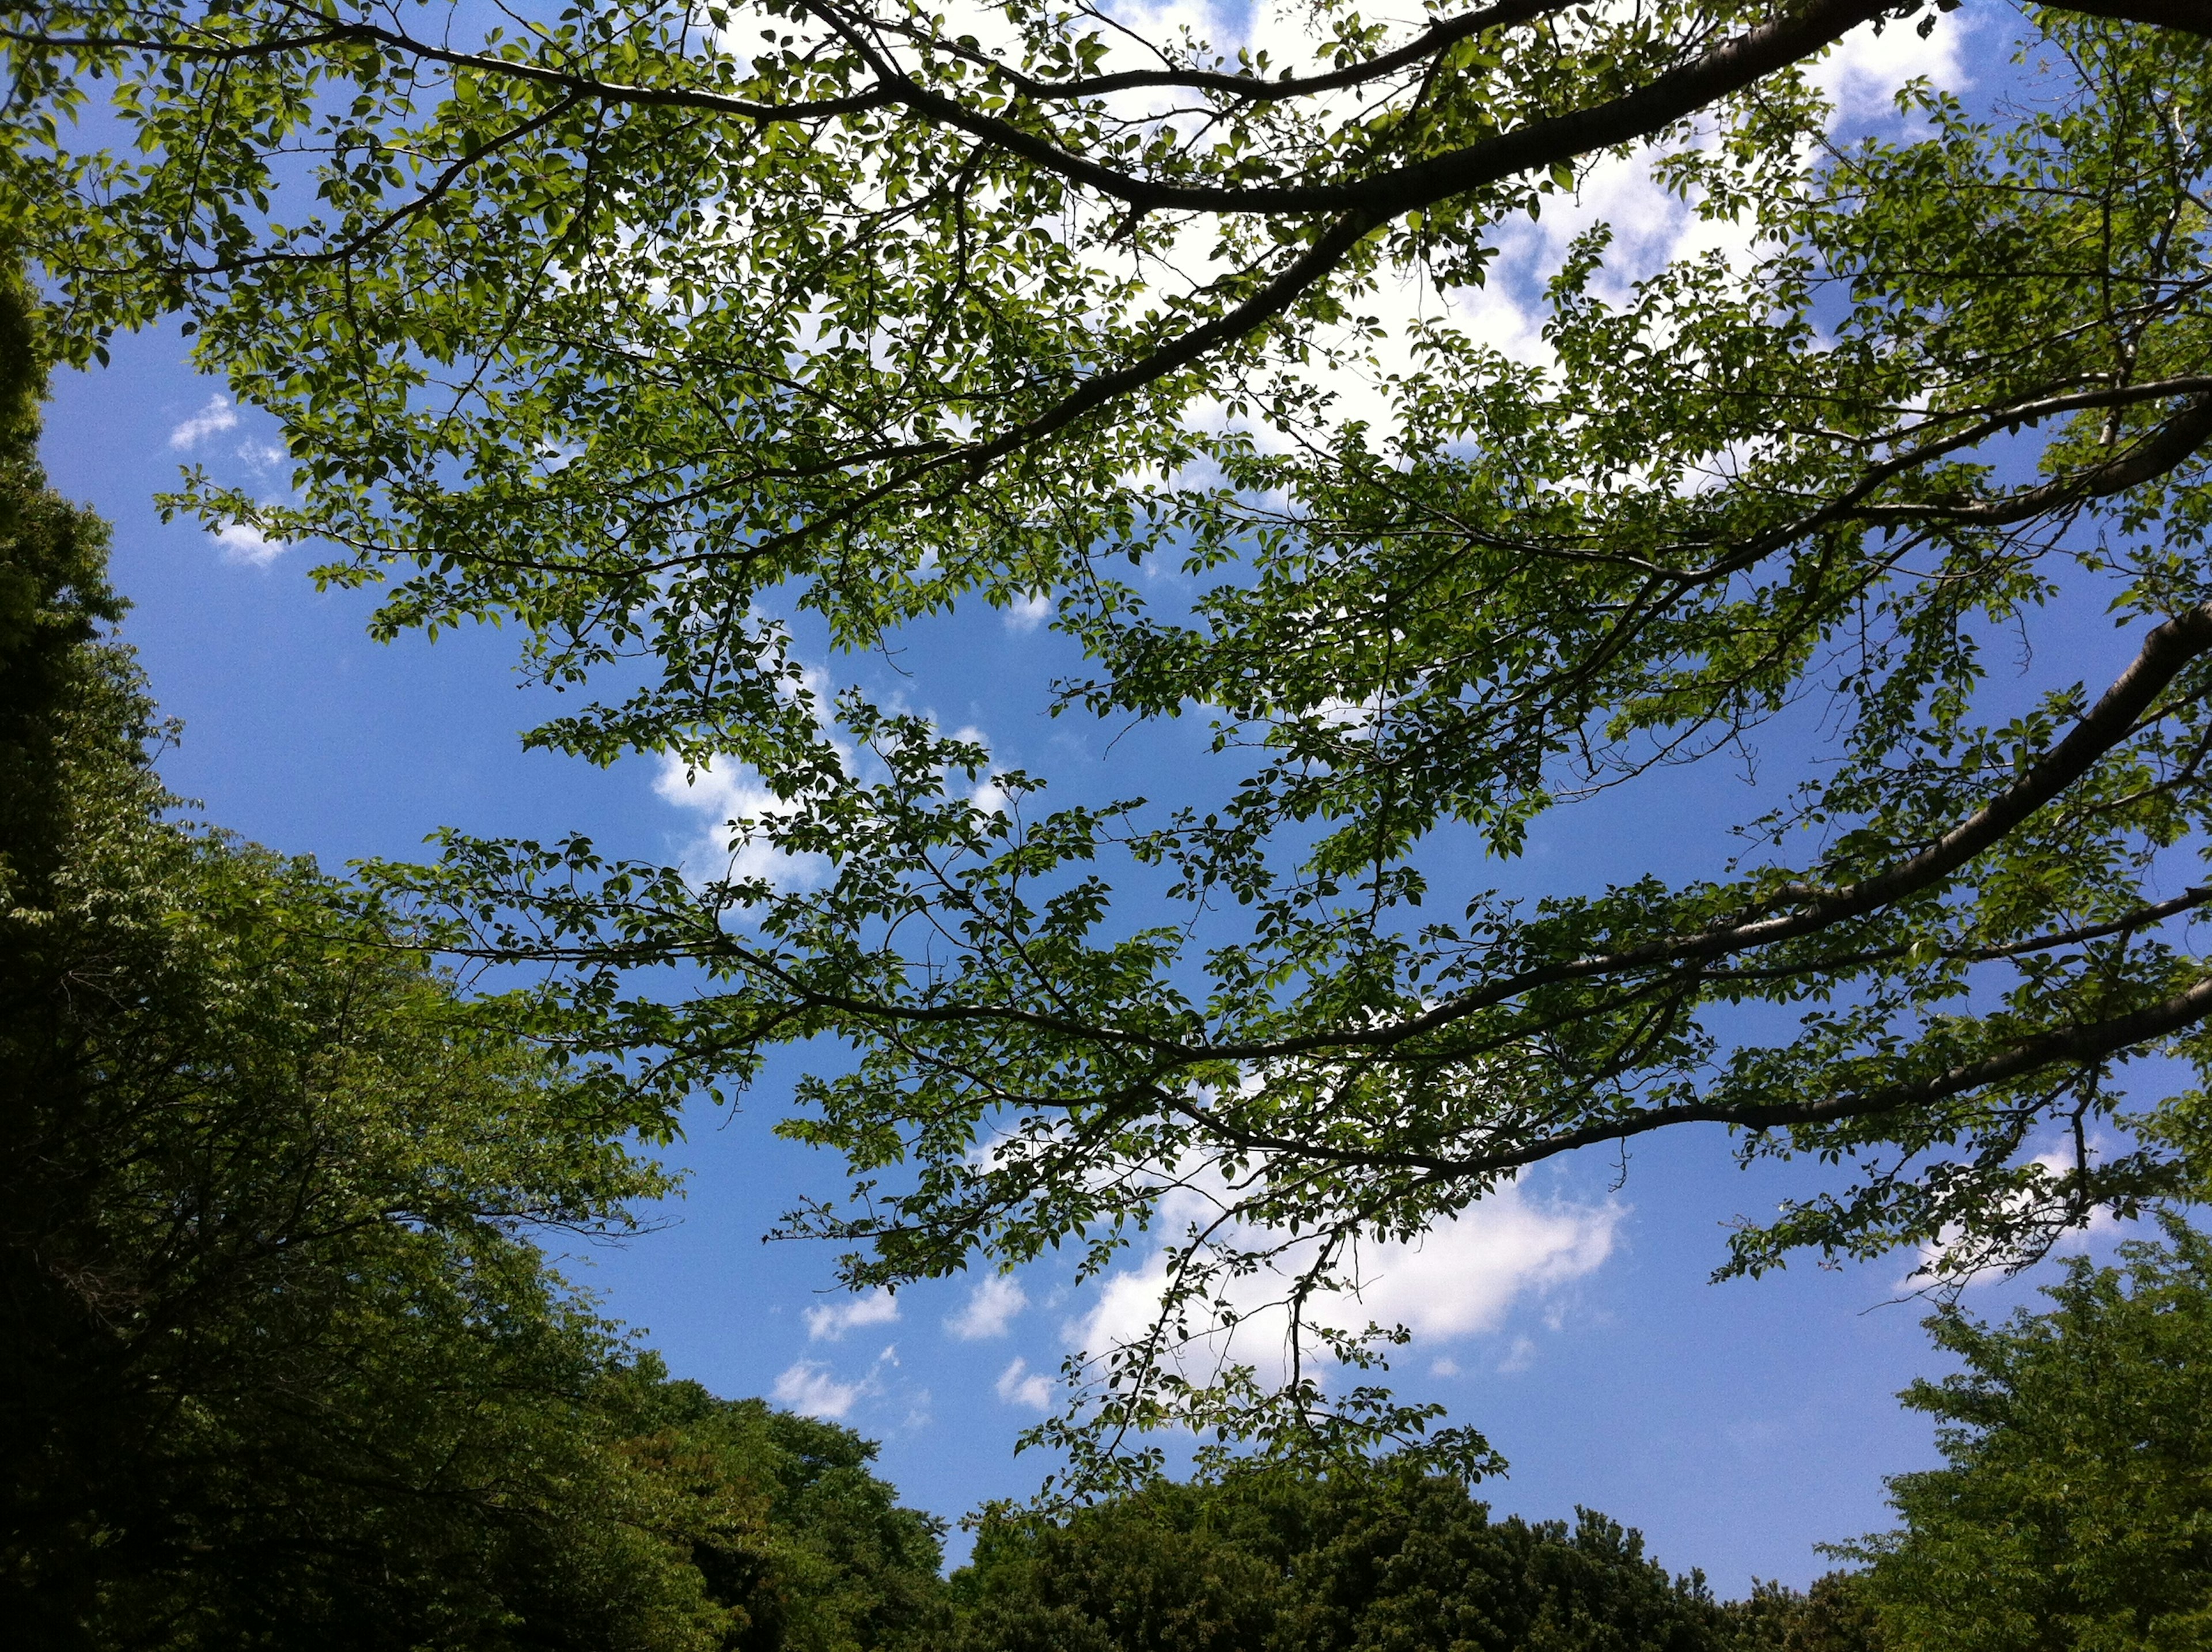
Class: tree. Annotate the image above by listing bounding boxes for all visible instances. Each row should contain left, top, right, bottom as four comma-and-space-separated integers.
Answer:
0, 0, 2209, 1474
0, 262, 948, 1652
618, 1376, 950, 1652
948, 1460, 1721, 1652
0, 251, 683, 1646
1716, 1575, 1885, 1652
1843, 1220, 2212, 1652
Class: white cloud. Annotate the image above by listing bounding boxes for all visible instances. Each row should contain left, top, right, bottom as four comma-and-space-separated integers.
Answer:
653, 696, 1009, 886
654, 752, 831, 888
1071, 1176, 1622, 1385
941, 723, 1012, 817
212, 522, 285, 566
1904, 1143, 2124, 1288
995, 1355, 1054, 1410
946, 1274, 1029, 1340
649, 654, 865, 888
1004, 592, 1052, 633
1496, 1335, 1537, 1374
169, 394, 238, 450
805, 1287, 900, 1342
236, 437, 290, 473
1813, 12, 1969, 128
773, 1359, 868, 1419
1344, 1184, 1620, 1340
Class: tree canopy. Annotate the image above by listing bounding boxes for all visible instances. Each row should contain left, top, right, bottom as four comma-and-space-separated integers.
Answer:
948, 1463, 1725, 1652
945, 1455, 1897, 1652
2, 0, 2211, 1476
1847, 1221, 2212, 1652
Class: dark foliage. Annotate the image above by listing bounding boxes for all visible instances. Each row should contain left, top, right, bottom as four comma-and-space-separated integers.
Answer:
1716, 1575, 1885, 1652
948, 1462, 1722, 1652
0, 271, 942, 1652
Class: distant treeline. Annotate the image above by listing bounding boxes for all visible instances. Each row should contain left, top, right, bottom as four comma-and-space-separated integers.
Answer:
950, 1471, 1877, 1652
3, 265, 2209, 1652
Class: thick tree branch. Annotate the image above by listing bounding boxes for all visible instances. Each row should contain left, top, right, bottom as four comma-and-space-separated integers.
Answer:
1145, 971, 2212, 1182
1219, 598, 2212, 1059
20, 0, 2202, 522
1660, 379, 2212, 590
1853, 392, 2212, 526
1704, 884, 2212, 979
875, 0, 1578, 103
793, 0, 1895, 214
433, 581, 2212, 1090
665, 598, 2212, 1062
1453, 970, 2212, 1174
2, 1, 1903, 215
736, 210, 1382, 555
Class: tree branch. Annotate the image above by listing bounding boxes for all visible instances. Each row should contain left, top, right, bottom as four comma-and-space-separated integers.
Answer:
1144, 971, 2212, 1183
872, 0, 1578, 104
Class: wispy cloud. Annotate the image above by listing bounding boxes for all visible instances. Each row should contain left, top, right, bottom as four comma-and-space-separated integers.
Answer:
236, 437, 289, 473
774, 1341, 903, 1420
169, 395, 238, 450
946, 1275, 1028, 1341
1070, 1175, 1622, 1385
212, 522, 285, 567
773, 1359, 868, 1420
654, 750, 832, 889
805, 1287, 900, 1342
995, 1356, 1053, 1410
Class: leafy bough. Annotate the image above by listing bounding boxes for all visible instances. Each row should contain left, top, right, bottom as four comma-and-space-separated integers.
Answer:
7, 0, 2212, 1478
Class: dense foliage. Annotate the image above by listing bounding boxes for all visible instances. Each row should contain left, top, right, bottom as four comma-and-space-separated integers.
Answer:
1718, 1576, 1885, 1652
0, 268, 945, 1651
949, 1465, 1725, 1652
624, 1378, 952, 1652
946, 1461, 1897, 1652
3, 0, 2211, 1475
1848, 1222, 2212, 1652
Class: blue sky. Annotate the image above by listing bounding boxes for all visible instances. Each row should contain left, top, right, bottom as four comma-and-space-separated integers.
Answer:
34, 3, 2161, 1592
